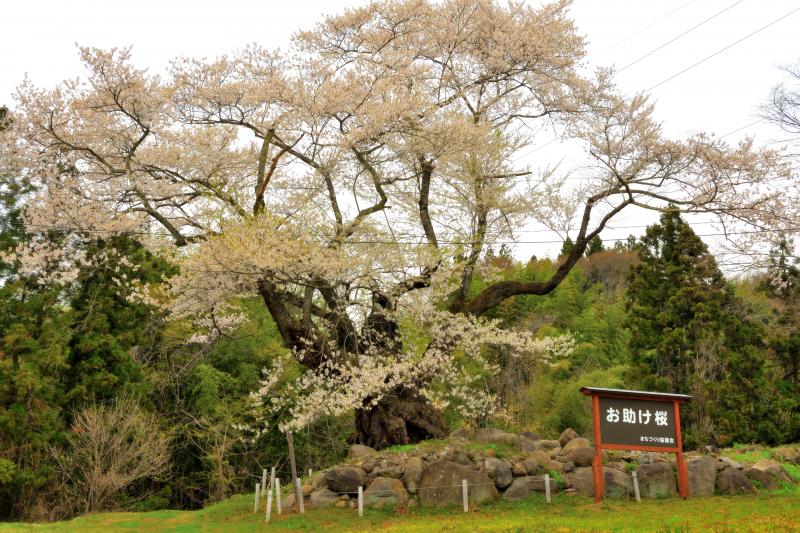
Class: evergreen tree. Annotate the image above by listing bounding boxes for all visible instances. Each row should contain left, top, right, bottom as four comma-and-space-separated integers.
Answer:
0, 107, 72, 519
560, 236, 575, 257
497, 243, 513, 259
613, 234, 638, 252
759, 236, 800, 441
64, 235, 175, 407
763, 234, 800, 299
584, 235, 604, 257
626, 209, 776, 446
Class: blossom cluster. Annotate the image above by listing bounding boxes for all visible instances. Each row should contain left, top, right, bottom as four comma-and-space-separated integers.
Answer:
246, 305, 573, 433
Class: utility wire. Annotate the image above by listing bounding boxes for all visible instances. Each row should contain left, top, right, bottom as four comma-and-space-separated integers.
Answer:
617, 0, 746, 74
10, 221, 799, 246
520, 4, 788, 160
719, 119, 764, 139
646, 5, 800, 92
588, 0, 699, 62
3, 218, 733, 234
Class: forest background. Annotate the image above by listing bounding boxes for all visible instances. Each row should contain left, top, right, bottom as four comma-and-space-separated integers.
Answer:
2, 159, 799, 519
1, 0, 800, 524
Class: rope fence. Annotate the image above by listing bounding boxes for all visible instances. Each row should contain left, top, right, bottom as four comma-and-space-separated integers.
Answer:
256, 468, 558, 522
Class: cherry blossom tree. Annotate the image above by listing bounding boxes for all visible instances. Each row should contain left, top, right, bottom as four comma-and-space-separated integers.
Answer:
9, 0, 796, 447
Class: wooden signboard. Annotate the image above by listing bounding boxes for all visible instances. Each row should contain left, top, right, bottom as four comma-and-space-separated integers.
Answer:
580, 387, 692, 503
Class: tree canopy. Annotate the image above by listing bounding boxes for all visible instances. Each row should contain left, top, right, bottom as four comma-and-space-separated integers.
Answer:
6, 0, 798, 447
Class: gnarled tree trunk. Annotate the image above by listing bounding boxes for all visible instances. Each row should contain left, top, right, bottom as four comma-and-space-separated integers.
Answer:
351, 387, 447, 449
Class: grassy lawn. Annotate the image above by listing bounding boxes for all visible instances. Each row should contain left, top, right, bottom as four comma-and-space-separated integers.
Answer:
2, 486, 799, 533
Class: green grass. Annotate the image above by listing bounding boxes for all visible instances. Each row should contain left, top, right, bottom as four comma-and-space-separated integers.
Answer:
383, 439, 446, 455
723, 443, 773, 465
382, 440, 516, 459
783, 463, 800, 482
3, 486, 800, 532
464, 442, 516, 458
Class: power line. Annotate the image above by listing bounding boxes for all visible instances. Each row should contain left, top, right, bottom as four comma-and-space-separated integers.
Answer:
341, 229, 800, 246
10, 221, 799, 246
645, 5, 800, 92
588, 0, 699, 62
469, 8, 791, 162
719, 119, 764, 139
2, 218, 754, 235
617, 0, 746, 74
767, 136, 800, 145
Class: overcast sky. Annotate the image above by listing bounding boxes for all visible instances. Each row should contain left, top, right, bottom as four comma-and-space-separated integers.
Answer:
1, 0, 798, 263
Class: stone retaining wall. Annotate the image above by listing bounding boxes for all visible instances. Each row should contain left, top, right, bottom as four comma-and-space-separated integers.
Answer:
289, 428, 798, 510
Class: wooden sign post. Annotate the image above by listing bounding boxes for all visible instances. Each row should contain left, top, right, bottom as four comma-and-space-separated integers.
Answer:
580, 387, 691, 503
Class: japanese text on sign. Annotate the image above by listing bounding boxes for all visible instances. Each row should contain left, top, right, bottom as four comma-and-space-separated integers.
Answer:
597, 397, 678, 448
605, 407, 668, 426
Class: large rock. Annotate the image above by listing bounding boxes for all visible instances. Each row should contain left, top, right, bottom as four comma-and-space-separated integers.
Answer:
746, 467, 780, 491
528, 450, 564, 474
510, 461, 527, 477
772, 446, 800, 465
443, 444, 470, 465
559, 428, 579, 447
719, 457, 743, 470
450, 427, 475, 440
418, 459, 498, 507
403, 457, 423, 494
525, 450, 564, 474
751, 459, 792, 483
529, 475, 560, 494
604, 467, 634, 499
567, 466, 594, 496
312, 472, 328, 490
567, 467, 632, 498
504, 476, 536, 501
567, 447, 595, 467
309, 488, 338, 508
633, 453, 654, 465
324, 466, 366, 494
474, 428, 520, 447
687, 456, 717, 497
373, 461, 404, 479
716, 467, 756, 495
636, 462, 677, 498
347, 444, 377, 460
606, 461, 629, 473
520, 438, 537, 453
360, 457, 377, 473
503, 475, 559, 500
520, 431, 541, 442
563, 437, 592, 454
523, 458, 543, 475
364, 477, 409, 508
532, 440, 562, 457
484, 457, 513, 489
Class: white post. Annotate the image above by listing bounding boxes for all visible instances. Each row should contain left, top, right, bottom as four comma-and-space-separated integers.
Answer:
309, 468, 313, 477
545, 473, 551, 504
462, 479, 468, 512
264, 484, 273, 523
296, 478, 305, 514
632, 470, 641, 502
267, 467, 276, 495
276, 478, 282, 514
261, 468, 268, 495
254, 482, 260, 513
358, 486, 363, 517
